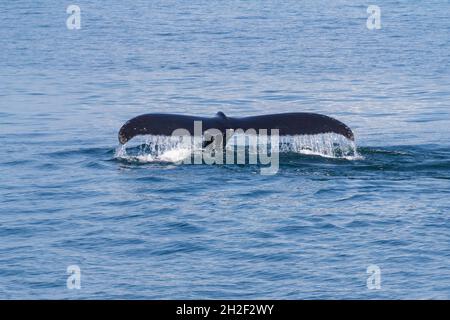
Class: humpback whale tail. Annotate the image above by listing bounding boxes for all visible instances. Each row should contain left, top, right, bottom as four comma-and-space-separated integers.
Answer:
118, 112, 354, 145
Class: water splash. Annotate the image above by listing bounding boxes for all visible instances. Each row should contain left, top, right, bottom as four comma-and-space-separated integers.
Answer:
115, 133, 362, 163
115, 135, 200, 163
278, 133, 362, 160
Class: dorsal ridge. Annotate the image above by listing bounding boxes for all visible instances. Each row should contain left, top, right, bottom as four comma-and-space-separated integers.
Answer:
215, 111, 227, 120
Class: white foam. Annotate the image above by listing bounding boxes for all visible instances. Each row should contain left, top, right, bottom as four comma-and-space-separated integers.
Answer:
278, 133, 362, 160
114, 133, 362, 163
115, 135, 198, 163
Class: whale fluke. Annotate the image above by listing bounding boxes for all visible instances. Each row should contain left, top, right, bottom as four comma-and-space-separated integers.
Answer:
118, 112, 354, 145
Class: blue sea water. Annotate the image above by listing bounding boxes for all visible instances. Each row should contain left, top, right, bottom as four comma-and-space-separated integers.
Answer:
1, 0, 450, 299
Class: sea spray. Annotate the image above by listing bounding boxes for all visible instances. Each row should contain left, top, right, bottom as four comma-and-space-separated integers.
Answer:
115, 133, 361, 163
115, 135, 200, 163
278, 133, 361, 160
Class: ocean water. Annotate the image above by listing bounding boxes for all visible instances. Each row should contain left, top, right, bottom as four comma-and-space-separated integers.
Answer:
1, 0, 450, 299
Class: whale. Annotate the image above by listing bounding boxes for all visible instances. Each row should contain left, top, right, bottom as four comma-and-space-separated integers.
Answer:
118, 111, 354, 145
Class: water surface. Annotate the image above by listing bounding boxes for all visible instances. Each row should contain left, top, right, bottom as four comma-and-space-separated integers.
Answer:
1, 0, 450, 299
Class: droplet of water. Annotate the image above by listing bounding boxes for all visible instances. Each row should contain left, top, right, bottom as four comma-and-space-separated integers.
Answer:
114, 133, 362, 163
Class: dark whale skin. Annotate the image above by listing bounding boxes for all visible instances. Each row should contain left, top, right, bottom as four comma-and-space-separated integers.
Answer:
118, 112, 354, 144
